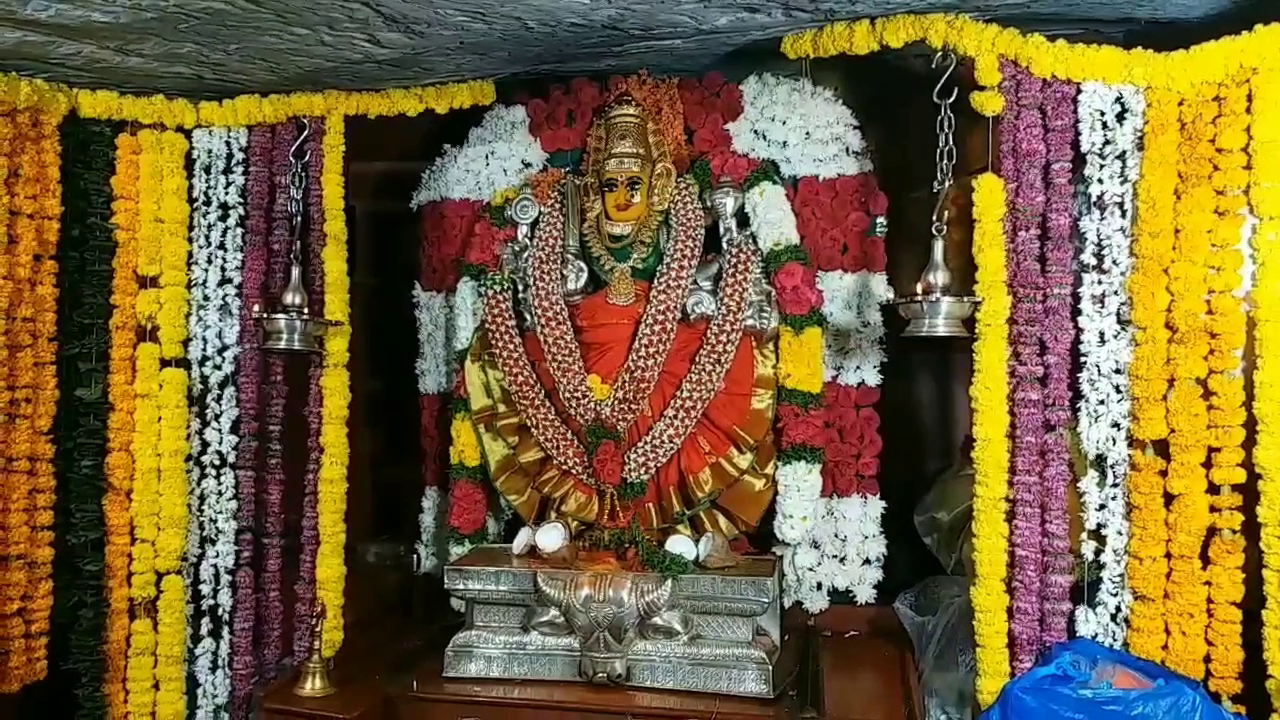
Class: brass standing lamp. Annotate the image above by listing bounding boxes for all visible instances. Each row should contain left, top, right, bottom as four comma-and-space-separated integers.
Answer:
888, 51, 979, 337
254, 118, 340, 353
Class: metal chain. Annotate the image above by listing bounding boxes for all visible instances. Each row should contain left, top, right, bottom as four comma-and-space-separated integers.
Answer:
288, 126, 310, 264
931, 51, 958, 239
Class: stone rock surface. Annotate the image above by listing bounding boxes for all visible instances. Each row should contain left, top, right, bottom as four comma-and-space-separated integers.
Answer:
0, 0, 1245, 96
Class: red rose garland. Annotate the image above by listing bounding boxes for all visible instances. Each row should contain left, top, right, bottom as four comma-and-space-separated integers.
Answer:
794, 175, 888, 273
823, 385, 883, 496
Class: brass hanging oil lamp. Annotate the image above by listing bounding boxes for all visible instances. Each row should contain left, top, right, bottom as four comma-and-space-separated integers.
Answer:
254, 118, 339, 353
888, 51, 979, 338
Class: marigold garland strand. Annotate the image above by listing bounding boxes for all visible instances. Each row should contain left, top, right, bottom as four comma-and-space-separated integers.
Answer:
104, 130, 140, 717
0, 107, 64, 692
969, 172, 1012, 707
1164, 89, 1216, 681
1250, 67, 1280, 716
0, 108, 16, 694
126, 128, 191, 719
1205, 78, 1249, 709
318, 113, 352, 658
1127, 87, 1179, 663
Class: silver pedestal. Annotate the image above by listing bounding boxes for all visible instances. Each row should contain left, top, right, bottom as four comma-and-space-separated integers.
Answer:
441, 545, 793, 698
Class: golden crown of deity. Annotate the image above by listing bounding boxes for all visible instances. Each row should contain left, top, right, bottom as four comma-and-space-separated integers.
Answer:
599, 94, 652, 173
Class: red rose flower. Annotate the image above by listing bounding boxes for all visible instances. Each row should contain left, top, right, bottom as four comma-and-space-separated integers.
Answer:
526, 98, 549, 125
421, 200, 480, 290
832, 383, 859, 408
692, 121, 730, 155
702, 71, 726, 93
465, 219, 510, 271
778, 404, 825, 448
826, 440, 859, 465
824, 463, 858, 497
868, 189, 889, 216
863, 237, 887, 273
857, 476, 881, 496
773, 261, 822, 316
447, 480, 489, 536
678, 76, 704, 99
708, 150, 756, 187
685, 101, 708, 131
857, 406, 881, 433
855, 386, 881, 406
860, 430, 884, 458
719, 83, 744, 121
857, 454, 880, 479
592, 440, 624, 487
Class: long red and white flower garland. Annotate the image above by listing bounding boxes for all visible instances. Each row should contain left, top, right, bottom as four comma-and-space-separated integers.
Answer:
730, 72, 887, 610
411, 105, 544, 572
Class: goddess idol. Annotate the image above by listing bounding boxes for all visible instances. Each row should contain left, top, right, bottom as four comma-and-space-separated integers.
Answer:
464, 94, 779, 546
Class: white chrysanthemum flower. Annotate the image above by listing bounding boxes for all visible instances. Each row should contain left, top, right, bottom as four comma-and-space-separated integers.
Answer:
411, 104, 547, 207
728, 73, 872, 179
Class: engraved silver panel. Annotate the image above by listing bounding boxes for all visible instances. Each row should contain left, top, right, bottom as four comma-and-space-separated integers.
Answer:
441, 545, 788, 698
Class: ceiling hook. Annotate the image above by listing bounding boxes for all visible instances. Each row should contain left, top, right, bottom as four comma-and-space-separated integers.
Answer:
931, 51, 958, 105
290, 117, 312, 163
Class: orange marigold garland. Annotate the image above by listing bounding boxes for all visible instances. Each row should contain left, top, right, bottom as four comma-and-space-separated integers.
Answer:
0, 108, 18, 693
1164, 88, 1215, 681
0, 107, 62, 692
103, 131, 140, 717
1127, 87, 1178, 663
1205, 78, 1250, 709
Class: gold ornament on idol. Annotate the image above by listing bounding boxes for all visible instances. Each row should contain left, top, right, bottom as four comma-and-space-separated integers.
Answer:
582, 94, 676, 306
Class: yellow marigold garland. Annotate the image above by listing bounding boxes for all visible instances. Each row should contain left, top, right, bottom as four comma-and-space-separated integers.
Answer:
777, 326, 824, 395
154, 130, 190, 720
1251, 67, 1280, 716
318, 113, 353, 658
103, 132, 140, 717
781, 15, 1280, 93
1204, 78, 1249, 709
968, 172, 1011, 707
127, 128, 191, 719
1127, 87, 1179, 663
1164, 89, 1216, 681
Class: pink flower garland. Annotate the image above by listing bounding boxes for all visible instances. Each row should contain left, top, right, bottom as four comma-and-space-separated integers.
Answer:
1003, 62, 1047, 674
1040, 80, 1078, 647
231, 125, 272, 717
292, 118, 326, 661
259, 122, 297, 679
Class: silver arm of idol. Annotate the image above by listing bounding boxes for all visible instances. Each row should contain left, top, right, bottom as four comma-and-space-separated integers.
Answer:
561, 176, 591, 304
505, 191, 540, 329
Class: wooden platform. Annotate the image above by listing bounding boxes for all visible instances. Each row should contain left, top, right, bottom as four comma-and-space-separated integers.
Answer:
260, 606, 922, 720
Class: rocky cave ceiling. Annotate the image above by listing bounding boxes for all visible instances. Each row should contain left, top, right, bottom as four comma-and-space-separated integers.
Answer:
0, 0, 1266, 98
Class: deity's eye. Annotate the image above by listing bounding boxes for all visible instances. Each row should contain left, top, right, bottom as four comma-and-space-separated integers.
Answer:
625, 177, 645, 193
602, 178, 621, 193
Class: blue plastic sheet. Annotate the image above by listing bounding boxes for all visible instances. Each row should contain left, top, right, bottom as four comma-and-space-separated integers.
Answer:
981, 639, 1244, 720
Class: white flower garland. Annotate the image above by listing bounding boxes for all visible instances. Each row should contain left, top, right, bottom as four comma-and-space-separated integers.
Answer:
415, 485, 442, 575
413, 283, 453, 394
410, 104, 548, 208
186, 126, 247, 718
728, 73, 872, 180
1073, 82, 1143, 647
744, 180, 801, 252
818, 270, 893, 387
452, 276, 483, 355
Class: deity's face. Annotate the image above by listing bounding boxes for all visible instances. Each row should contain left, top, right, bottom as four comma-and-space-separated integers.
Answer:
599, 168, 652, 225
